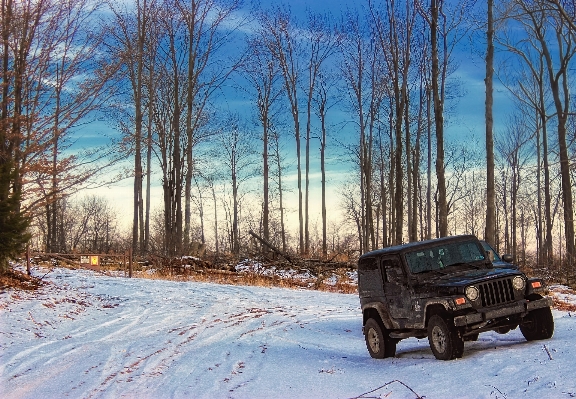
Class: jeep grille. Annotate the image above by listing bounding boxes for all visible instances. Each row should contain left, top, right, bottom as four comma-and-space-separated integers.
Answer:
478, 278, 515, 307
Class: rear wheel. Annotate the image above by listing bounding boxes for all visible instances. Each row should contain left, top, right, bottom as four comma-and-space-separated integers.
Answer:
520, 307, 554, 341
364, 318, 396, 359
427, 314, 464, 360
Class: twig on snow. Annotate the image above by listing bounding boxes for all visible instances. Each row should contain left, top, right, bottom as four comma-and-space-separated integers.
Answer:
486, 384, 507, 399
39, 267, 56, 281
349, 379, 424, 399
543, 344, 553, 360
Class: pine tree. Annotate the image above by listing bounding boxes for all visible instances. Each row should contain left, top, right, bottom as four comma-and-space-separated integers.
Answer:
0, 160, 30, 273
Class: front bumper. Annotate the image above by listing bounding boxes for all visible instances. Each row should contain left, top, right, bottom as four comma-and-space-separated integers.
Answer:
453, 296, 553, 327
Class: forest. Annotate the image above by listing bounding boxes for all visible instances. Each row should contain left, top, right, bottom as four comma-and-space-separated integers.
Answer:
1, 0, 575, 282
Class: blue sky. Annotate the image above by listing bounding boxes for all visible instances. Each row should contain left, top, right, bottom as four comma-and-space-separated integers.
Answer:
77, 0, 516, 233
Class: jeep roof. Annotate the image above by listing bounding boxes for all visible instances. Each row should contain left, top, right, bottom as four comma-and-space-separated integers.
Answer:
359, 234, 480, 261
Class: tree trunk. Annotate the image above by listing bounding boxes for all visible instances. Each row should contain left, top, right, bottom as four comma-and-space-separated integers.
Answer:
232, 168, 239, 254
273, 132, 287, 253
426, 87, 432, 239
144, 57, 154, 253
211, 183, 219, 256
430, 0, 448, 237
541, 84, 553, 266
485, 0, 496, 246
132, 0, 145, 256
316, 79, 329, 257
263, 114, 270, 242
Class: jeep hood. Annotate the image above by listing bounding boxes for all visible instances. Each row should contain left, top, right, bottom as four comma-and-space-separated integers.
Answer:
418, 267, 522, 289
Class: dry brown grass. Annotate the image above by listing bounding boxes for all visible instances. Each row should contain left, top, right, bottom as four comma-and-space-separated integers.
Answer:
552, 297, 576, 312
549, 286, 576, 312
134, 268, 358, 294
0, 269, 43, 291
314, 281, 358, 294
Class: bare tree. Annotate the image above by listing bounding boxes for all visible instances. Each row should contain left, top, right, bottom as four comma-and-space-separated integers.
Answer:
418, 0, 473, 237
371, 0, 418, 244
152, 2, 186, 256
373, 122, 393, 247
413, 39, 430, 241
110, 0, 241, 257
259, 8, 306, 254
544, 0, 576, 31
270, 128, 288, 253
444, 143, 482, 235
339, 10, 386, 252
496, 1, 554, 264
109, 0, 158, 255
143, 12, 161, 254
509, 0, 576, 269
37, 195, 114, 253
339, 179, 363, 253
214, 114, 257, 254
80, 195, 119, 253
43, 0, 115, 253
496, 115, 533, 259
177, 0, 243, 252
302, 12, 340, 254
313, 71, 337, 257
240, 36, 282, 244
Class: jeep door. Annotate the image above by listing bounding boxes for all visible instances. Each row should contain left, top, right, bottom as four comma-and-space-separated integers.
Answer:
381, 256, 412, 319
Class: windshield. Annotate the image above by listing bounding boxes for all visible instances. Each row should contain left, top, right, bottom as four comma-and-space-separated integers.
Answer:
405, 240, 486, 274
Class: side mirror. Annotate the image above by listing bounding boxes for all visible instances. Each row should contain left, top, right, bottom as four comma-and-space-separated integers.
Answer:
502, 254, 514, 263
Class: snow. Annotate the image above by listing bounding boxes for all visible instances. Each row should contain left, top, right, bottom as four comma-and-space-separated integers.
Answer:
234, 259, 317, 283
1, 267, 575, 399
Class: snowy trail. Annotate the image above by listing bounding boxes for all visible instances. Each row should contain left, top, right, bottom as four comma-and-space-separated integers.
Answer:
1, 267, 576, 399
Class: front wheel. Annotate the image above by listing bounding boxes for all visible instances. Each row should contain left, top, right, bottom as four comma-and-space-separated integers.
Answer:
427, 314, 464, 360
364, 318, 396, 359
520, 307, 554, 341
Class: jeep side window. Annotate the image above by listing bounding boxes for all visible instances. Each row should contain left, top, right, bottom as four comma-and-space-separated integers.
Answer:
381, 258, 404, 284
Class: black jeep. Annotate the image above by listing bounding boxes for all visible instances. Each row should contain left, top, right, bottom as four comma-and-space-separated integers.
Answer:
357, 235, 554, 360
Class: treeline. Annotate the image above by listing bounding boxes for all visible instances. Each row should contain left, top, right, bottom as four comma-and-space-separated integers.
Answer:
1, 0, 575, 279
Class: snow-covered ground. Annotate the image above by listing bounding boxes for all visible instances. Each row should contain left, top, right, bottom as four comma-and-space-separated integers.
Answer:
1, 267, 575, 399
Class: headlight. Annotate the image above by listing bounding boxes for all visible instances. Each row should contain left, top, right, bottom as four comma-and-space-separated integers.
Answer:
512, 276, 525, 290
465, 286, 479, 301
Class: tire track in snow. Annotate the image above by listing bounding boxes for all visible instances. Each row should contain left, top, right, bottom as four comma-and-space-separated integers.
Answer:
85, 292, 291, 396
1, 269, 361, 399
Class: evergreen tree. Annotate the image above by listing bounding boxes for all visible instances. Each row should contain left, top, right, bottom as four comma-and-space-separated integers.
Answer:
0, 160, 30, 273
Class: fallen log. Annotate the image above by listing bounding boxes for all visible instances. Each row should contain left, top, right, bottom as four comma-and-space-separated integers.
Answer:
248, 230, 295, 265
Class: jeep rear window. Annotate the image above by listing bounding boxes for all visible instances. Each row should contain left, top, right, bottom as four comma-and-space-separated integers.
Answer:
358, 257, 384, 297
405, 240, 486, 273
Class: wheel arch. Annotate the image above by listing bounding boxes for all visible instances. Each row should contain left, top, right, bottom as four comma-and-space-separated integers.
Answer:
363, 307, 384, 328
362, 304, 394, 330
425, 303, 449, 327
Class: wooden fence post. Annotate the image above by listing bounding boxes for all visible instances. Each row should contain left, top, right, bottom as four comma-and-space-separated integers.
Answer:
26, 245, 31, 276
128, 247, 133, 278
